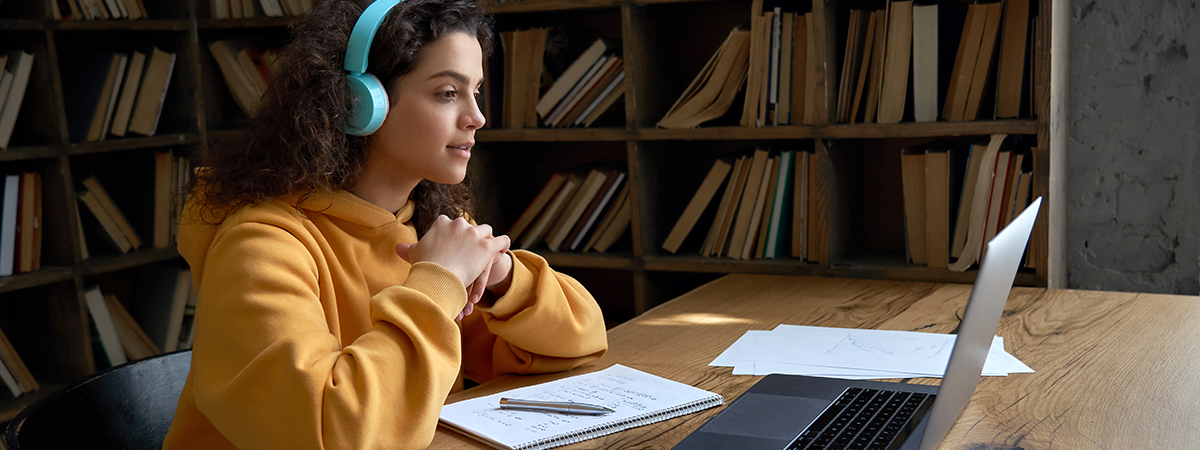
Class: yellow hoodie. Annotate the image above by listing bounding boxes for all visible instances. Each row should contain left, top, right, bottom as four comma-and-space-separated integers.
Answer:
162, 190, 608, 450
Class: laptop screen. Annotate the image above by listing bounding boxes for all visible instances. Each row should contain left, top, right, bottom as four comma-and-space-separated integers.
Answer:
917, 196, 1041, 450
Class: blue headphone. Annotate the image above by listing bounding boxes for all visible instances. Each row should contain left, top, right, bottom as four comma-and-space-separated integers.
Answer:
344, 0, 405, 136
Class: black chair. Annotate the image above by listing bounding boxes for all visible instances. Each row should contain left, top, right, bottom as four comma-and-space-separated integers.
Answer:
4, 350, 192, 450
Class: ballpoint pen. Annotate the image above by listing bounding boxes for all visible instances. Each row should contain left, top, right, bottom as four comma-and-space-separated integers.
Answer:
499, 398, 616, 416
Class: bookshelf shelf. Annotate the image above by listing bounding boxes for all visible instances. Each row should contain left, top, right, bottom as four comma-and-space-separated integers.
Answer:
80, 247, 182, 277
0, 19, 44, 30
477, 128, 629, 142
540, 252, 636, 270
479, 0, 1055, 314
0, 147, 59, 162
829, 252, 1041, 286
631, 119, 1037, 142
65, 133, 202, 155
0, 269, 75, 295
643, 255, 823, 275
51, 19, 192, 31
489, 0, 621, 14
816, 119, 1039, 139
195, 18, 298, 29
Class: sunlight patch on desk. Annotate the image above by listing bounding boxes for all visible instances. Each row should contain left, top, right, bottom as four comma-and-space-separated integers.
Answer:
636, 312, 755, 327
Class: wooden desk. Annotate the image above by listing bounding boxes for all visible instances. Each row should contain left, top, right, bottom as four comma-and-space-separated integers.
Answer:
432, 275, 1200, 449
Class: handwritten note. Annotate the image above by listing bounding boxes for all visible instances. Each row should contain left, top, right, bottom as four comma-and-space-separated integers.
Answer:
439, 364, 722, 450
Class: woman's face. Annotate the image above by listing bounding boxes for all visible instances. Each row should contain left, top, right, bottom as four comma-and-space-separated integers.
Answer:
366, 31, 486, 189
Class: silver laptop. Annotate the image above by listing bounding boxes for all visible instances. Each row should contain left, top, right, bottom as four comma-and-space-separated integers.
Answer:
673, 197, 1042, 450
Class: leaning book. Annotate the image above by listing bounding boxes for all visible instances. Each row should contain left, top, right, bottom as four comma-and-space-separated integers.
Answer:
439, 364, 723, 450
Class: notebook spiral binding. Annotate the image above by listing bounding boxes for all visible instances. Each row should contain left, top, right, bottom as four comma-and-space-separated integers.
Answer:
517, 395, 725, 450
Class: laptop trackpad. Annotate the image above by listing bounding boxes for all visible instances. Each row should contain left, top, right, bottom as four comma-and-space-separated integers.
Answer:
699, 393, 828, 440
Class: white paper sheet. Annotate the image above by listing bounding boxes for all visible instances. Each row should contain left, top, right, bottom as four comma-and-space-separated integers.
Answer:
711, 326, 1034, 379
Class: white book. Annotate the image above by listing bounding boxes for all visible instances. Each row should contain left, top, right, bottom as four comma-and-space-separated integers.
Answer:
128, 47, 176, 136
0, 70, 14, 131
84, 286, 128, 367
547, 57, 620, 127
912, 3, 939, 122
569, 171, 625, 251
536, 38, 612, 118
575, 71, 624, 126
212, 0, 229, 19
259, 0, 284, 17
111, 51, 147, 137
440, 364, 723, 450
0, 350, 20, 396
103, 0, 126, 18
0, 175, 18, 276
0, 355, 21, 397
0, 51, 35, 149
541, 55, 608, 127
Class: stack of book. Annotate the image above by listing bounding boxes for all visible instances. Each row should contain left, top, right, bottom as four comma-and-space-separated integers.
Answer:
663, 148, 810, 260
61, 47, 177, 142
76, 175, 142, 256
497, 33, 625, 129
81, 264, 199, 370
56, 0, 149, 20
741, 4, 818, 127
83, 284, 170, 371
508, 168, 630, 253
899, 134, 1034, 271
153, 150, 191, 249
832, 0, 1033, 124
209, 40, 281, 117
210, 0, 315, 19
75, 152, 190, 258
533, 38, 625, 129
0, 325, 37, 399
0, 172, 43, 277
0, 51, 36, 150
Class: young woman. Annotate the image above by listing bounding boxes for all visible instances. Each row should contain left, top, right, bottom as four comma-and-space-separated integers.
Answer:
162, 1, 608, 448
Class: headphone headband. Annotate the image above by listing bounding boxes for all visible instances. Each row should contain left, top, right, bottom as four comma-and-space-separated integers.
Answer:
343, 0, 405, 135
345, 0, 404, 74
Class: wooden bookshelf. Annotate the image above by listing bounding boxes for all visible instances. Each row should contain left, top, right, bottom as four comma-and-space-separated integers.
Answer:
475, 0, 1055, 320
0, 0, 294, 423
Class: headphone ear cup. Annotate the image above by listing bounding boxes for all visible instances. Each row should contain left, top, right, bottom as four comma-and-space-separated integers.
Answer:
345, 73, 390, 136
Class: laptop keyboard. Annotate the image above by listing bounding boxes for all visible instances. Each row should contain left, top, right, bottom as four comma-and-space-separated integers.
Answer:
786, 387, 936, 450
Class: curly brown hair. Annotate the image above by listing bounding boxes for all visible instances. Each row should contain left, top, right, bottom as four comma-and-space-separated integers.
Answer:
190, 0, 494, 236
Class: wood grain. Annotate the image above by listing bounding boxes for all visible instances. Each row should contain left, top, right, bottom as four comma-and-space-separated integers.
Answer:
432, 275, 1200, 449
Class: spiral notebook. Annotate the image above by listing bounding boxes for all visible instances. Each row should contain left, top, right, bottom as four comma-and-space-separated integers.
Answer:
438, 364, 724, 450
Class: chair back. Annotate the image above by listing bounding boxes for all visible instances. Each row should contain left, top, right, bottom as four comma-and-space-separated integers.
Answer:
4, 350, 191, 450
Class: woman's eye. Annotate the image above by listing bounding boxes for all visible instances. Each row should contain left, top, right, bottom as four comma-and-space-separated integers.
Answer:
441, 90, 458, 100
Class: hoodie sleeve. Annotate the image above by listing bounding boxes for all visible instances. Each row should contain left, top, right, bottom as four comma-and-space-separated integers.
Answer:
187, 219, 468, 450
459, 250, 608, 383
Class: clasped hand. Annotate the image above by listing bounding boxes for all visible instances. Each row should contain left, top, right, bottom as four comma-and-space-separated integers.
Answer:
394, 215, 512, 321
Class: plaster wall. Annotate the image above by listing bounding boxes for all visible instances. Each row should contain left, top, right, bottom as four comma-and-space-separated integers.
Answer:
1067, 0, 1199, 294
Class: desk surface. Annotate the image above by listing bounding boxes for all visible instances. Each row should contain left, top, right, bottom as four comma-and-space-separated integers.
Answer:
432, 275, 1200, 449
